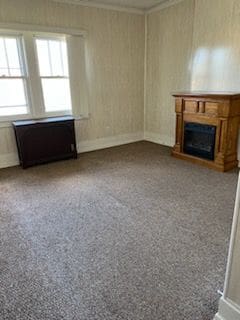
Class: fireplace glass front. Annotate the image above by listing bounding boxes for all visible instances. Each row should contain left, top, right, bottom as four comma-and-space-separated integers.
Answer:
183, 122, 216, 160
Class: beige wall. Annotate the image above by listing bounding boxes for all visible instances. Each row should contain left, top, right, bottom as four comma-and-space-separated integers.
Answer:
0, 0, 145, 166
2, 0, 240, 167
145, 0, 240, 146
145, 0, 194, 145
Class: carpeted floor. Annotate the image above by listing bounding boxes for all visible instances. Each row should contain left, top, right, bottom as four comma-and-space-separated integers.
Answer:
0, 141, 238, 320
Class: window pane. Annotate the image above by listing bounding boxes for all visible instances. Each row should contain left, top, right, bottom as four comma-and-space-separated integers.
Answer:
5, 38, 23, 76
35, 39, 51, 76
0, 38, 8, 75
61, 42, 69, 76
41, 78, 71, 112
0, 79, 27, 108
49, 40, 63, 76
36, 38, 68, 76
0, 106, 27, 116
0, 37, 23, 76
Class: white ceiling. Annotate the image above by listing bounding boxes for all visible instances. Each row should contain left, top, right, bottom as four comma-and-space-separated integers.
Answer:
54, 0, 169, 10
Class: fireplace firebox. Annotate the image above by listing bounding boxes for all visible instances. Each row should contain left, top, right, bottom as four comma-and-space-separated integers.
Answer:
184, 122, 216, 160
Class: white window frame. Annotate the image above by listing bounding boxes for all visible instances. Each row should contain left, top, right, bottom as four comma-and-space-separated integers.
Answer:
33, 33, 72, 117
0, 32, 31, 121
0, 23, 89, 127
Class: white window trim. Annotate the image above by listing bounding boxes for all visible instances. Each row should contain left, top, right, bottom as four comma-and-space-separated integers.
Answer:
0, 23, 87, 37
0, 23, 89, 127
32, 34, 72, 117
0, 34, 31, 121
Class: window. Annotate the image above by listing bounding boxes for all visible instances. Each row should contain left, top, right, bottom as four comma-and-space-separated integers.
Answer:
0, 26, 88, 123
0, 36, 28, 117
35, 37, 71, 113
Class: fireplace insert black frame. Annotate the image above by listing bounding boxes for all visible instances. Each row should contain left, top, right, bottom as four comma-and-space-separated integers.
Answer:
183, 122, 216, 161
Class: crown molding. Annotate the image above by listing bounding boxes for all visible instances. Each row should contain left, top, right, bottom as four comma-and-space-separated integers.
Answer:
52, 0, 186, 15
146, 0, 185, 14
52, 0, 144, 15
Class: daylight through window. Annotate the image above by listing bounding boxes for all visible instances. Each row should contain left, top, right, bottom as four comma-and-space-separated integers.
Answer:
0, 36, 28, 116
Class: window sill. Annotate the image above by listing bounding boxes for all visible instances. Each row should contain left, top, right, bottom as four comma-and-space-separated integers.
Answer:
0, 114, 90, 129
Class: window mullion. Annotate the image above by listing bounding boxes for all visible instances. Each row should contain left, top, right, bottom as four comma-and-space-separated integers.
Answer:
23, 33, 45, 118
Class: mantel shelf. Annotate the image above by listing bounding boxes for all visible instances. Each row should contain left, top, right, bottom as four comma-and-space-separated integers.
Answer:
172, 91, 240, 100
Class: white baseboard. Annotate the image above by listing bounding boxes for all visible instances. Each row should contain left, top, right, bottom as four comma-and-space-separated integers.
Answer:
214, 298, 240, 320
0, 132, 144, 169
0, 133, 143, 169
144, 131, 174, 147
0, 152, 19, 169
77, 132, 144, 153
0, 131, 175, 169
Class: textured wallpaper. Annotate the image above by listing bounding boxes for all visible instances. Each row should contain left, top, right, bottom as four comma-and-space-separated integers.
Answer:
146, 0, 240, 147
0, 0, 145, 161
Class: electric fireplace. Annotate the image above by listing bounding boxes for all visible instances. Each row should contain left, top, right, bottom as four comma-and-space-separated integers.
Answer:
184, 122, 216, 160
172, 92, 240, 171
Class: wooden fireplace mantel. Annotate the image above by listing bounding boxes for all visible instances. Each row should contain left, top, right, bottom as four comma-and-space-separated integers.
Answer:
172, 91, 240, 172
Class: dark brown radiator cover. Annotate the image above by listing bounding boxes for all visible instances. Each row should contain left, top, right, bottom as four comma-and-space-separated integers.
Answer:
13, 116, 77, 168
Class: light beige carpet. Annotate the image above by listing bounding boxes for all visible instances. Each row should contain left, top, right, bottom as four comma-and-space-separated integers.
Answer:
0, 141, 238, 320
